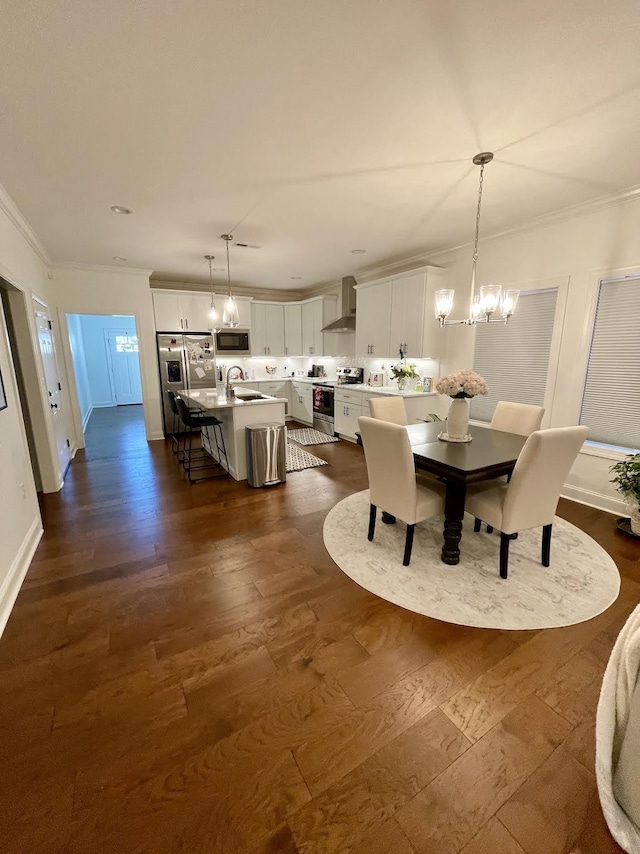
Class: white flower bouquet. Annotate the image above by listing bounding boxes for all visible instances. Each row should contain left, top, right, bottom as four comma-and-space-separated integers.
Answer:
436, 369, 488, 399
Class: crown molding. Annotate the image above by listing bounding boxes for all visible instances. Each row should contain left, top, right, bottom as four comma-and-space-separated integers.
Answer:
149, 277, 306, 302
0, 182, 51, 266
53, 262, 153, 277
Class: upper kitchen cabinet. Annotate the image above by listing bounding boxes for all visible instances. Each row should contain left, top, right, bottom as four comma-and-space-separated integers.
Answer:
355, 267, 447, 359
152, 292, 182, 331
283, 303, 302, 356
152, 290, 253, 333
181, 294, 214, 332
354, 281, 392, 357
301, 296, 337, 356
251, 302, 285, 356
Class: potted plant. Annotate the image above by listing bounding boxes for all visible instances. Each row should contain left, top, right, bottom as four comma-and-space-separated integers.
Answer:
390, 360, 418, 391
610, 453, 640, 535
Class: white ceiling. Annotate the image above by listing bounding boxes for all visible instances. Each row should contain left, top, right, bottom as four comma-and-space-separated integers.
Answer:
1, 0, 639, 289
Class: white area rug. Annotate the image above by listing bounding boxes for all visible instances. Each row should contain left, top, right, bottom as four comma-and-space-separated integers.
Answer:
323, 490, 621, 630
288, 428, 340, 446
286, 444, 328, 473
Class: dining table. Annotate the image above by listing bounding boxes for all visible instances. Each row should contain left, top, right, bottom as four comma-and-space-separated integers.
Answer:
403, 421, 527, 565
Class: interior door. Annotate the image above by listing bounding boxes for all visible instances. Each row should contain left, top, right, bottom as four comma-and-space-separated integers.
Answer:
35, 310, 71, 471
105, 330, 143, 405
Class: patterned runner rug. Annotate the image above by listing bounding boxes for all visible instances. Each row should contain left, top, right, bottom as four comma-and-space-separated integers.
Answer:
288, 428, 340, 446
286, 443, 329, 472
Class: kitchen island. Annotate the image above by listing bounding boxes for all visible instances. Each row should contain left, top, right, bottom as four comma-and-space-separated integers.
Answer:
179, 388, 287, 481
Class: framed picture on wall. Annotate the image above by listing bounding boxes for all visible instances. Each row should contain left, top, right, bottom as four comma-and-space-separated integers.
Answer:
0, 367, 6, 412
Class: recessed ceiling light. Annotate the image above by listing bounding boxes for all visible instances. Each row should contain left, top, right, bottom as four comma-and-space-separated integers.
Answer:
351, 249, 366, 254
110, 205, 134, 215
112, 256, 127, 262
290, 276, 302, 280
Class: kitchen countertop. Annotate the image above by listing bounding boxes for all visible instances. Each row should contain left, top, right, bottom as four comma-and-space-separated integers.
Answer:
335, 384, 438, 398
179, 388, 287, 410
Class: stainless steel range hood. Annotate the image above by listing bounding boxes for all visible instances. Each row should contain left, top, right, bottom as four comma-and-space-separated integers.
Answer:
321, 276, 357, 333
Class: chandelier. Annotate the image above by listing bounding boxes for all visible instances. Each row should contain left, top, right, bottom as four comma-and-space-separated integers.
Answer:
204, 254, 219, 329
435, 152, 519, 327
221, 234, 240, 328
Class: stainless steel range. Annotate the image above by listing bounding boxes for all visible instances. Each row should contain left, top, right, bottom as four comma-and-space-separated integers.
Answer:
312, 382, 335, 435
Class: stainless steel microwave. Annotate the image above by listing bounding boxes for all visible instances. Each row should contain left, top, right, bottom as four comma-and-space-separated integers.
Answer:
215, 328, 251, 355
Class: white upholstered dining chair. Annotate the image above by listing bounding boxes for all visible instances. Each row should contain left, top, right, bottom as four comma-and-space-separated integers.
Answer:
490, 401, 545, 436
467, 425, 588, 579
368, 396, 408, 425
358, 416, 444, 566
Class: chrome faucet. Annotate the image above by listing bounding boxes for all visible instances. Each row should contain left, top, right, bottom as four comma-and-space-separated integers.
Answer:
225, 365, 245, 397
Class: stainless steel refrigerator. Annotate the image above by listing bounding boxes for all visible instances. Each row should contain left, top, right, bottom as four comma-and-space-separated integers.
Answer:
157, 333, 217, 434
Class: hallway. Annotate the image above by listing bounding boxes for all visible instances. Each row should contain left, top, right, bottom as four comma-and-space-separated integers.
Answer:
0, 413, 636, 852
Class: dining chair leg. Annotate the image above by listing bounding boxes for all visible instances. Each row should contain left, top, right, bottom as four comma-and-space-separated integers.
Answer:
542, 524, 552, 567
499, 533, 510, 579
368, 504, 376, 541
473, 518, 481, 532
403, 524, 416, 567
486, 525, 494, 534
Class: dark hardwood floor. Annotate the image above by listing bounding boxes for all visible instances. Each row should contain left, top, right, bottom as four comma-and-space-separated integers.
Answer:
1, 404, 637, 852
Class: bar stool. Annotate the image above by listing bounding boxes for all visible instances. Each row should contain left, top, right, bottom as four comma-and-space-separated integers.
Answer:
174, 396, 229, 482
166, 390, 186, 460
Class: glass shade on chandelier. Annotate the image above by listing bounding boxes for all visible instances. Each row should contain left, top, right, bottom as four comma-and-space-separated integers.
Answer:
204, 255, 219, 330
434, 152, 519, 327
221, 233, 240, 328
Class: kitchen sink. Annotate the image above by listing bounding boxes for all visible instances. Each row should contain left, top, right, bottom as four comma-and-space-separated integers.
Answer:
234, 393, 266, 401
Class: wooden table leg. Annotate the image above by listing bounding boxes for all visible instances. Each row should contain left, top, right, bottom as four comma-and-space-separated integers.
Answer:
441, 480, 466, 565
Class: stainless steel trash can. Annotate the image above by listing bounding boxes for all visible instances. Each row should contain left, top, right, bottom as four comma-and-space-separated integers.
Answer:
246, 423, 287, 487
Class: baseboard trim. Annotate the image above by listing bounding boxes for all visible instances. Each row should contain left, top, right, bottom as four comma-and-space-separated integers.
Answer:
81, 405, 93, 432
0, 516, 43, 638
561, 484, 627, 517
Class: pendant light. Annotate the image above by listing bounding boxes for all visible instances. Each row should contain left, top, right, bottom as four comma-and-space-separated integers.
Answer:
221, 233, 240, 328
435, 152, 519, 327
204, 254, 219, 328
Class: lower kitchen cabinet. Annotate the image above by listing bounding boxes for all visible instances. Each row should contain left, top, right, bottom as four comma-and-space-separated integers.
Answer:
334, 402, 362, 439
290, 382, 313, 424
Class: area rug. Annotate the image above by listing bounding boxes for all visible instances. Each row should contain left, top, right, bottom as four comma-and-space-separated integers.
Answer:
323, 489, 620, 630
288, 428, 340, 446
286, 443, 329, 473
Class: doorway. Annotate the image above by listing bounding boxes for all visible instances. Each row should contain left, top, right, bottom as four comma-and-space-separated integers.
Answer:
67, 314, 143, 443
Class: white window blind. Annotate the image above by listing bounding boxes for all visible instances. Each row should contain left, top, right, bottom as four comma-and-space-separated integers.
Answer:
470, 289, 558, 422
580, 277, 640, 451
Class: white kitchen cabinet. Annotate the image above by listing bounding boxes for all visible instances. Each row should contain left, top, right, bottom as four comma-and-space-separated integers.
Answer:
300, 296, 338, 357
335, 400, 362, 439
390, 273, 426, 360
152, 290, 253, 333
354, 267, 447, 359
153, 292, 183, 331
354, 282, 392, 357
284, 304, 302, 356
181, 294, 213, 332
251, 302, 285, 356
290, 381, 313, 423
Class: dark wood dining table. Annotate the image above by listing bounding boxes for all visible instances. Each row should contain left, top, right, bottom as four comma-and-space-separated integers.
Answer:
405, 421, 527, 565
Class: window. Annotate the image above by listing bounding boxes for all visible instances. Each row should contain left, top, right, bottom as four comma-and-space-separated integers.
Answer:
580, 276, 640, 452
114, 334, 139, 353
470, 289, 558, 422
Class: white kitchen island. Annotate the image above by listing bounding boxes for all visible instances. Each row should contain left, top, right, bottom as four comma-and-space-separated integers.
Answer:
179, 388, 286, 481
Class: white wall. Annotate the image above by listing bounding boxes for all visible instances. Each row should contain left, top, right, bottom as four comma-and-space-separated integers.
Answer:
76, 314, 138, 408
429, 194, 640, 514
67, 313, 91, 427
52, 266, 162, 440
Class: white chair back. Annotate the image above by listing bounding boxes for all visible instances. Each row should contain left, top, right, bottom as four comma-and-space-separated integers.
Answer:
502, 426, 588, 532
491, 401, 545, 436
358, 416, 418, 523
368, 396, 408, 426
